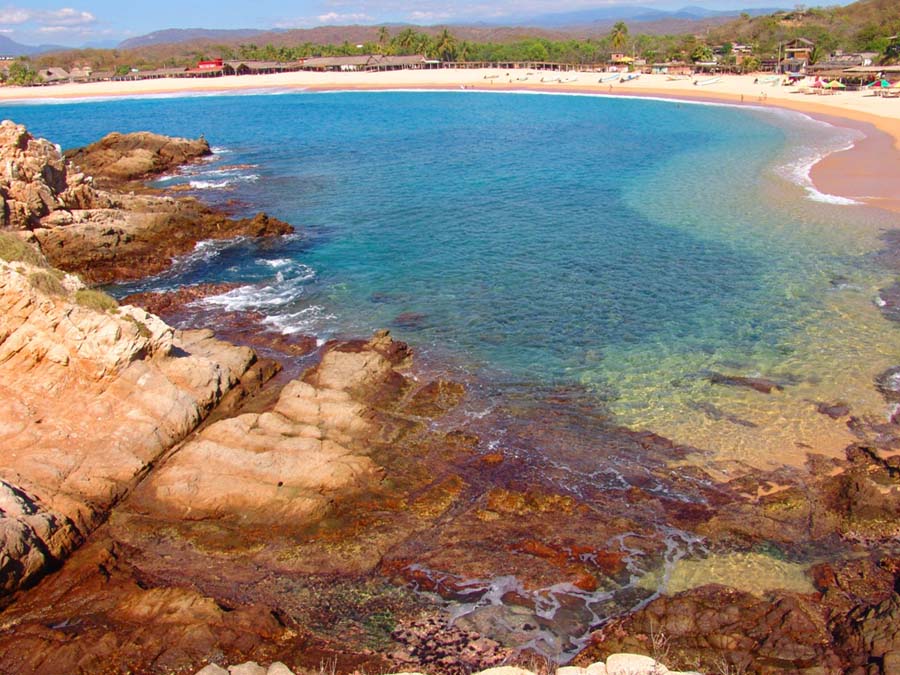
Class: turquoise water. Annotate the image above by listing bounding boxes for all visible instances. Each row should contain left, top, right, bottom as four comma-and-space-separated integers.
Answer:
5, 91, 899, 461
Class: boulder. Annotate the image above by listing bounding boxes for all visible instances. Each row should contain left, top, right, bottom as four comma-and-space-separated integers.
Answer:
139, 332, 409, 524
64, 130, 211, 187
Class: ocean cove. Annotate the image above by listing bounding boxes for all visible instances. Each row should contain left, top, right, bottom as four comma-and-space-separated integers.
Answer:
0, 91, 898, 672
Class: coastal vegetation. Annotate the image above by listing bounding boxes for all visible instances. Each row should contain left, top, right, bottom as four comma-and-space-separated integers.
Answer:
73, 288, 119, 312
707, 0, 900, 58
0, 231, 45, 266
6, 0, 897, 81
27, 270, 67, 297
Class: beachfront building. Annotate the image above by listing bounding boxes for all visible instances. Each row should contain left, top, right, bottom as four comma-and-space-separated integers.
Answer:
222, 61, 302, 76
297, 54, 437, 72
808, 51, 880, 78
37, 67, 69, 84
368, 55, 440, 71
781, 38, 815, 73
298, 55, 374, 72
68, 66, 92, 82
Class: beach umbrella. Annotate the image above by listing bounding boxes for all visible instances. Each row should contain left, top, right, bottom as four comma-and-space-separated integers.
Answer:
892, 81, 900, 88
826, 80, 846, 89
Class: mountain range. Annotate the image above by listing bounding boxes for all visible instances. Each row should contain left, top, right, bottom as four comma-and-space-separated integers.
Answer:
0, 5, 790, 56
512, 5, 783, 28
0, 35, 67, 57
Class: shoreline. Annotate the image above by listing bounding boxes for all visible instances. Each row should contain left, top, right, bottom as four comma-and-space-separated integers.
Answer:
1, 69, 898, 212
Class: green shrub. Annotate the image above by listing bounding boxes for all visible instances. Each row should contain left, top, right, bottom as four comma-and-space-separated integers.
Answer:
28, 271, 67, 297
0, 232, 44, 267
74, 289, 119, 312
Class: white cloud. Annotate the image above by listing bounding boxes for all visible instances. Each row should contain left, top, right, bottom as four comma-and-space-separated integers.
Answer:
316, 11, 373, 24
0, 7, 30, 25
42, 8, 95, 26
0, 6, 95, 28
408, 10, 453, 22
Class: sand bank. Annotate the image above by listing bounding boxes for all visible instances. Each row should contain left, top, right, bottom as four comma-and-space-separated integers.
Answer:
1, 68, 897, 211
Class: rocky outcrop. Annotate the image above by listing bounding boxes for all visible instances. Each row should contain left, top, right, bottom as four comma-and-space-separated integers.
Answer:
0, 120, 104, 230
0, 259, 259, 602
33, 202, 293, 284
0, 120, 292, 283
135, 332, 408, 524
64, 130, 212, 188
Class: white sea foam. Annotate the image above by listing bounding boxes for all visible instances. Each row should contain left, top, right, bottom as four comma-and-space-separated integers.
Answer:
257, 258, 293, 268
775, 139, 862, 205
263, 305, 335, 334
202, 262, 316, 311
188, 174, 259, 190
764, 108, 865, 206
189, 179, 230, 189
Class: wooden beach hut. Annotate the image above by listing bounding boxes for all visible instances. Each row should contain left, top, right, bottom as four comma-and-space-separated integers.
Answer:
37, 67, 69, 85
222, 61, 301, 76
298, 56, 375, 72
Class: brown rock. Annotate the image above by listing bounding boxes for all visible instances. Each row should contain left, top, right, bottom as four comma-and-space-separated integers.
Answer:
123, 282, 243, 316
64, 130, 211, 187
708, 372, 784, 394
33, 202, 293, 284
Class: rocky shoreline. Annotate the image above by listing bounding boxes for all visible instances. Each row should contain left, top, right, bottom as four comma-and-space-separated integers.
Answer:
0, 121, 898, 674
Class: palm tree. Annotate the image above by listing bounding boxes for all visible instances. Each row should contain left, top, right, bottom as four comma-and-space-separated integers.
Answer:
434, 28, 458, 62
610, 22, 629, 51
395, 28, 418, 54
377, 26, 390, 54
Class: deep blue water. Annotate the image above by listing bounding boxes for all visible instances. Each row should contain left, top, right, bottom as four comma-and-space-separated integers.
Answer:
3, 91, 894, 436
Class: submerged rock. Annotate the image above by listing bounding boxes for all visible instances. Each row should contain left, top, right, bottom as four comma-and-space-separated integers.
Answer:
708, 372, 784, 394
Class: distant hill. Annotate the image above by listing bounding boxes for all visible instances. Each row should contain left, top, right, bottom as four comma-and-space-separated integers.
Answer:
518, 5, 785, 29
118, 28, 272, 49
107, 10, 782, 57
0, 35, 67, 57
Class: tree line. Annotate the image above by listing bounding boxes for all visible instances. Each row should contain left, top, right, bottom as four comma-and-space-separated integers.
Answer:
6, 14, 900, 85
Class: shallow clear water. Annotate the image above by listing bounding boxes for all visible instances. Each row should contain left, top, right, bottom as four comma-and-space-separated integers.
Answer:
5, 90, 899, 466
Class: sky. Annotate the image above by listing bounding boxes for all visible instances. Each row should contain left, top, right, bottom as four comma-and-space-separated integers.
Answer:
1, 1, 843, 47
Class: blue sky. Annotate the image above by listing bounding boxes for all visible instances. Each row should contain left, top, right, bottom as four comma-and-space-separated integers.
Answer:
2, 1, 836, 46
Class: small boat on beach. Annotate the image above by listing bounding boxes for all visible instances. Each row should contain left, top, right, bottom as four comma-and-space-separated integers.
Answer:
694, 76, 721, 87
541, 76, 561, 83
666, 74, 691, 81
598, 73, 621, 83
620, 73, 640, 83
560, 76, 578, 83
483, 74, 499, 80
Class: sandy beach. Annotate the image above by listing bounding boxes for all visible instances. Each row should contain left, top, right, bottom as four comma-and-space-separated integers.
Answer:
1, 68, 898, 210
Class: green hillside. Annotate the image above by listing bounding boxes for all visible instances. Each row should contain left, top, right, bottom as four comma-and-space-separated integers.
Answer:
709, 0, 900, 58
